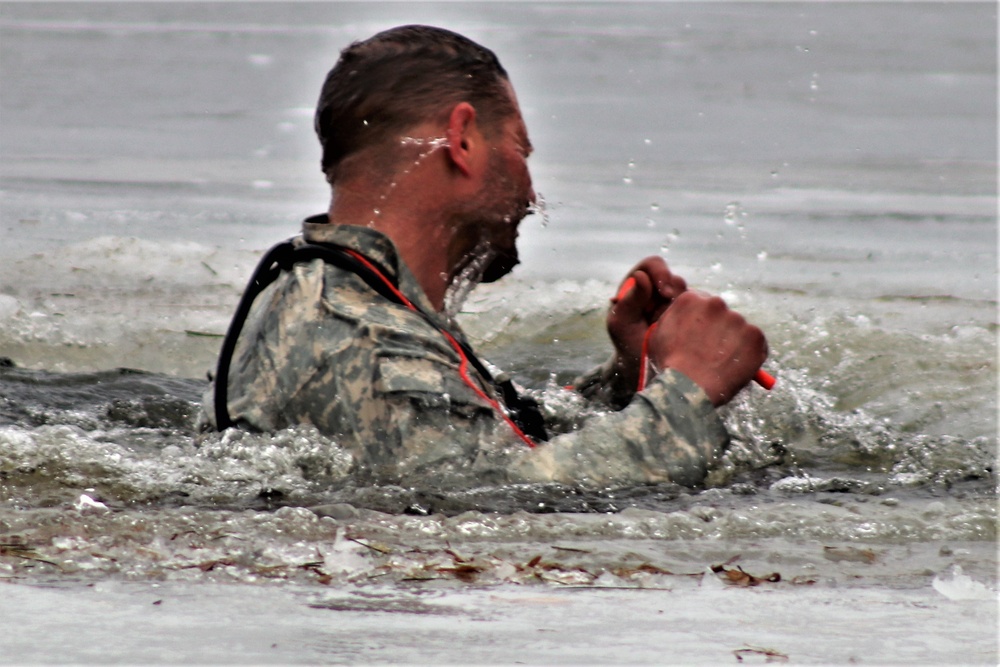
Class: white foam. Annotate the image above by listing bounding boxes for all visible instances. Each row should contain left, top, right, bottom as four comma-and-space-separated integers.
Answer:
932, 565, 996, 601
73, 494, 108, 512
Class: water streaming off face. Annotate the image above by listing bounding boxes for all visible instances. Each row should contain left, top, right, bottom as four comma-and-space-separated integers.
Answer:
442, 240, 495, 321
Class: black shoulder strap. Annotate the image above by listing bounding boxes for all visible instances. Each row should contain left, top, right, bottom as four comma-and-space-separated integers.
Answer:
214, 240, 548, 442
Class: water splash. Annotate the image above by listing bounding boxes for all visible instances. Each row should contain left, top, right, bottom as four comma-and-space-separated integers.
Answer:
723, 201, 748, 241
443, 240, 495, 321
399, 135, 450, 155
660, 229, 681, 254
932, 565, 996, 601
366, 136, 452, 223
528, 191, 549, 228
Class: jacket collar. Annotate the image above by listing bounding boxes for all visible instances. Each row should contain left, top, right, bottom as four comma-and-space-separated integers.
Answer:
301, 214, 450, 330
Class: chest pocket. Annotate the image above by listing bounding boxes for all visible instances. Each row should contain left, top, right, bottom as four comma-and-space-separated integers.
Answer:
374, 355, 495, 418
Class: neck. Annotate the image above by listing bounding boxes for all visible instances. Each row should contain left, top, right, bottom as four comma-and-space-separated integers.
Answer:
328, 182, 468, 313
325, 120, 491, 312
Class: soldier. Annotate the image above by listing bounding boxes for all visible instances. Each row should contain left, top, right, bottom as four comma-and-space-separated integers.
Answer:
202, 25, 768, 489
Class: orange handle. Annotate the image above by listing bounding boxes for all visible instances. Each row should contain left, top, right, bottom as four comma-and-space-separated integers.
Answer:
614, 276, 637, 302
754, 369, 776, 390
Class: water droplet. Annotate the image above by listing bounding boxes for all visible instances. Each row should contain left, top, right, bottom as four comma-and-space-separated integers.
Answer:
722, 202, 748, 239
529, 191, 550, 228
724, 201, 741, 225
711, 262, 722, 273
650, 203, 661, 212
660, 229, 680, 254
623, 160, 636, 184
757, 251, 768, 261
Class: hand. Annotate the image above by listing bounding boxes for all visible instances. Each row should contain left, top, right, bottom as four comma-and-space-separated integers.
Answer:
647, 290, 767, 406
607, 257, 687, 370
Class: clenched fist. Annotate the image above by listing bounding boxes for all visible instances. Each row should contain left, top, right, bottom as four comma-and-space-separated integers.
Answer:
647, 291, 767, 406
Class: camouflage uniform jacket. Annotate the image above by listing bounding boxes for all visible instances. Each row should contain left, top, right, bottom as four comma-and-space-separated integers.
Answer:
203, 215, 729, 488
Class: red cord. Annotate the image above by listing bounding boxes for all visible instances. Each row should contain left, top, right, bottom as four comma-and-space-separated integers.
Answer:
343, 249, 418, 310
637, 321, 656, 391
342, 248, 537, 448
439, 329, 537, 449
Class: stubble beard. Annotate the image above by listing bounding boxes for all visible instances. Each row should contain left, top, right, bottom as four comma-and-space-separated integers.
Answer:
474, 155, 527, 283
442, 153, 529, 317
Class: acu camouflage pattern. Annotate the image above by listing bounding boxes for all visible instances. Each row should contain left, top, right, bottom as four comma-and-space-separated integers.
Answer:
202, 216, 730, 489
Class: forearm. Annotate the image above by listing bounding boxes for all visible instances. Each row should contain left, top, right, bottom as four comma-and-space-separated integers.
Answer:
512, 370, 730, 488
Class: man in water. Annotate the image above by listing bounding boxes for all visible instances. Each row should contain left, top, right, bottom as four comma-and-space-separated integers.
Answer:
203, 25, 767, 489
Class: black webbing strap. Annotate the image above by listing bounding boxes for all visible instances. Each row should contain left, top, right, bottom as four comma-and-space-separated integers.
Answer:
213, 240, 548, 442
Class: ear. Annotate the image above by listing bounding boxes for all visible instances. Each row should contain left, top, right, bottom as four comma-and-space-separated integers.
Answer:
445, 102, 478, 178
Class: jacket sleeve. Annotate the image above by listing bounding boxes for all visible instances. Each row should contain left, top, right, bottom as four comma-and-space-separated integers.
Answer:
373, 351, 729, 488
506, 370, 729, 488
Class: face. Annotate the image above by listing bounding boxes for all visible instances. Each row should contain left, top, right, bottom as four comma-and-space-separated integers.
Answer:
466, 99, 536, 283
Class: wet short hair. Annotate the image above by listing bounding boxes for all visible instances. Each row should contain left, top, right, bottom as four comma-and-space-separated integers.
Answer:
314, 25, 514, 183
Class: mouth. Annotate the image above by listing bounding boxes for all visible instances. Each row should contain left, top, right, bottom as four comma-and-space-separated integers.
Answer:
481, 249, 519, 283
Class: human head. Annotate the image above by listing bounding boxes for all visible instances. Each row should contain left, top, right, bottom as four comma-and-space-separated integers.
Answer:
315, 25, 517, 184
